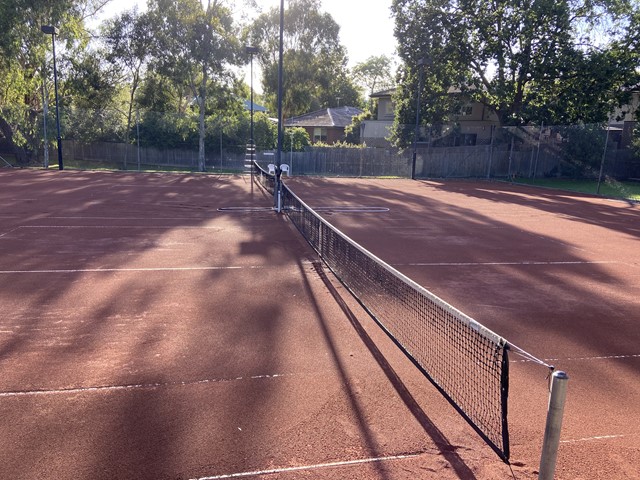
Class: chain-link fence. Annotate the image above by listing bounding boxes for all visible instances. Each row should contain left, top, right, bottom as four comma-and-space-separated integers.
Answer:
0, 106, 263, 172
2, 105, 639, 179
61, 140, 246, 172
410, 124, 638, 180
267, 124, 639, 180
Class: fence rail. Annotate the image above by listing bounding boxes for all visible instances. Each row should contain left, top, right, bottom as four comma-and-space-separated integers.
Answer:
3, 122, 639, 179
267, 144, 638, 180
61, 140, 246, 172
4, 139, 635, 179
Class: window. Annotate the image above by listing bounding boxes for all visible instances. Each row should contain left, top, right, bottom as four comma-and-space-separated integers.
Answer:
459, 104, 474, 116
378, 99, 395, 120
454, 133, 477, 146
313, 127, 327, 143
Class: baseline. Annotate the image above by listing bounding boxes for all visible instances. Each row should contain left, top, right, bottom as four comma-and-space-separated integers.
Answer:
0, 265, 264, 274
0, 372, 298, 398
192, 453, 422, 480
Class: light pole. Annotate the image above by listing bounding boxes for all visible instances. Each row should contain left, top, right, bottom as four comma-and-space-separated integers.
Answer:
275, 0, 285, 211
245, 45, 259, 178
42, 76, 49, 169
412, 57, 426, 180
41, 25, 63, 170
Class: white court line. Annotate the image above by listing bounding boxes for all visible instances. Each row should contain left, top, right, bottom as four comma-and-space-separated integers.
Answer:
0, 227, 21, 238
191, 453, 422, 480
0, 266, 263, 274
15, 225, 222, 229
0, 373, 291, 398
397, 261, 625, 267
45, 216, 217, 220
512, 354, 640, 363
560, 434, 637, 444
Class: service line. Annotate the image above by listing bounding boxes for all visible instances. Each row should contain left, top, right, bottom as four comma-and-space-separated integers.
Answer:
397, 260, 626, 267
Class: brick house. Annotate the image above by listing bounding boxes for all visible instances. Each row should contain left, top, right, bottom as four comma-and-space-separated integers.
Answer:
284, 106, 363, 145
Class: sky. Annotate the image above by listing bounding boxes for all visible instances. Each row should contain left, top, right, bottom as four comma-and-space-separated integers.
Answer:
96, 0, 398, 69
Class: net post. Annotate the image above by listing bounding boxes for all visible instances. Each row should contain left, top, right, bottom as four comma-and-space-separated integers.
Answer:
500, 344, 510, 461
274, 167, 282, 213
538, 371, 569, 480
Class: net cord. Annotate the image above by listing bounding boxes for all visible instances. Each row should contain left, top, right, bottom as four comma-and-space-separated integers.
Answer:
281, 185, 509, 349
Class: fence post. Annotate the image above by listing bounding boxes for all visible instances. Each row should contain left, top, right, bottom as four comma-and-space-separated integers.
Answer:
533, 123, 543, 179
487, 125, 495, 179
539, 371, 569, 480
596, 127, 610, 194
507, 133, 515, 180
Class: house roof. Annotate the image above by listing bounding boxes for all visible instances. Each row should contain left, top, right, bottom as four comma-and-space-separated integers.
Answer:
284, 106, 363, 128
369, 86, 469, 99
243, 100, 267, 112
370, 88, 396, 98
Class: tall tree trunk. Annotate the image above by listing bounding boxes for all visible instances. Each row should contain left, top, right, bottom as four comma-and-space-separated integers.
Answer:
0, 115, 27, 164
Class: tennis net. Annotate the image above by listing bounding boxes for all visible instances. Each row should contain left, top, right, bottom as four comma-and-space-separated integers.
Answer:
253, 162, 511, 461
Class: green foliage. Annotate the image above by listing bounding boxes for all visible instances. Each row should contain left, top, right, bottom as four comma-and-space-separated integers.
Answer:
134, 108, 278, 154
136, 72, 183, 113
0, 0, 92, 161
283, 127, 310, 151
557, 124, 608, 177
137, 110, 198, 149
630, 119, 640, 160
0, 0, 283, 164
65, 53, 121, 110
63, 108, 126, 143
390, 0, 640, 146
344, 110, 372, 144
252, 112, 278, 151
352, 55, 395, 101
146, 0, 241, 170
101, 7, 155, 142
312, 140, 365, 149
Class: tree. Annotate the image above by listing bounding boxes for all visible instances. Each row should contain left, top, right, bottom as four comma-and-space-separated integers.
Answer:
283, 127, 310, 152
352, 55, 395, 106
390, 0, 640, 146
147, 0, 241, 171
102, 8, 155, 161
63, 50, 124, 142
0, 0, 94, 163
248, 0, 360, 118
344, 111, 371, 144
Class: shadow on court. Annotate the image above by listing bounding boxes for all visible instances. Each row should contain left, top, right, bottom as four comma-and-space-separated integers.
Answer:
0, 170, 513, 479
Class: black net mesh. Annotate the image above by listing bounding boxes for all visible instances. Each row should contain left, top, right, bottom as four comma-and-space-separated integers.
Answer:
253, 162, 510, 461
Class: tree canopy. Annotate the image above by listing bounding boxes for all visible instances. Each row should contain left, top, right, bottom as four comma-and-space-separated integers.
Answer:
247, 0, 361, 118
0, 0, 94, 161
390, 0, 640, 145
0, 0, 369, 166
352, 55, 395, 99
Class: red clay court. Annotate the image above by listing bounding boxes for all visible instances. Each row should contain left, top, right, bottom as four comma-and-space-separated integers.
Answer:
0, 169, 638, 479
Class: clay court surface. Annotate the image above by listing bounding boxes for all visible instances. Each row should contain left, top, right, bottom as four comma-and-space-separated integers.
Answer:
0, 169, 638, 479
